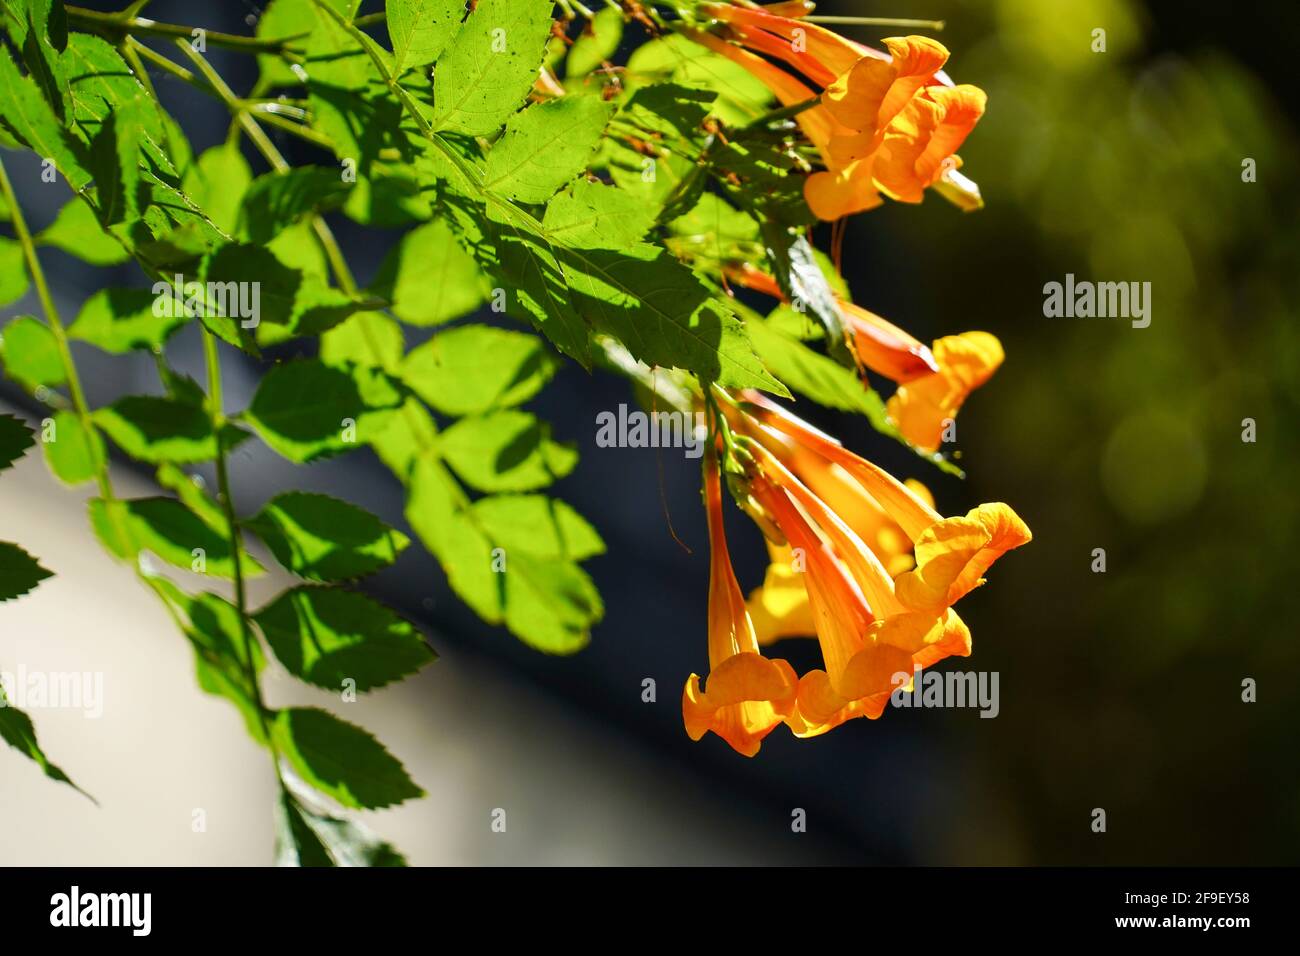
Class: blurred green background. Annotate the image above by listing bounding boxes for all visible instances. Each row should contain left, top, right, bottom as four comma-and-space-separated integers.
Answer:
827, 0, 1300, 862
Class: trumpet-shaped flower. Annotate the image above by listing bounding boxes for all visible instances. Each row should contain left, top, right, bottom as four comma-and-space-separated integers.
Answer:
885, 331, 1004, 452
689, 4, 987, 220
682, 448, 799, 756
723, 393, 1030, 734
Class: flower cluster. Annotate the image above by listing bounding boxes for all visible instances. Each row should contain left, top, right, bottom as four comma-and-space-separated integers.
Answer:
684, 393, 1030, 755
674, 4, 1026, 756
683, 2, 986, 219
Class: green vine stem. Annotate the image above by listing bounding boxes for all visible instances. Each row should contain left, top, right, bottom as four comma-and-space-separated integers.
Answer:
201, 330, 276, 755
0, 157, 112, 502
65, 4, 306, 56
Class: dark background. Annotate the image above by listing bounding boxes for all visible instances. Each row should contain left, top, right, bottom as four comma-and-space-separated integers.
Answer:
3, 0, 1298, 864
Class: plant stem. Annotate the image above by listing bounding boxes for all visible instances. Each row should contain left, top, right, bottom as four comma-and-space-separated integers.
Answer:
0, 157, 112, 501
66, 4, 305, 54
802, 15, 944, 30
200, 330, 275, 754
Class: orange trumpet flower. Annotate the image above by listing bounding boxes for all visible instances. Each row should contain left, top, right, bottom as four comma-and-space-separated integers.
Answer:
682, 444, 799, 756
718, 392, 1030, 736
686, 4, 987, 220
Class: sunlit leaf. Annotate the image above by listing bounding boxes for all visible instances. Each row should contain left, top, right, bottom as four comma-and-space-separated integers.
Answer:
245, 491, 410, 581
41, 408, 103, 485
483, 94, 612, 203
1, 315, 66, 390
368, 219, 484, 326
255, 585, 435, 691
438, 408, 577, 492
399, 324, 558, 416
272, 707, 422, 810
88, 496, 263, 578
387, 0, 465, 76
69, 287, 188, 354
93, 395, 250, 464
244, 358, 403, 462
430, 0, 554, 136
37, 198, 127, 265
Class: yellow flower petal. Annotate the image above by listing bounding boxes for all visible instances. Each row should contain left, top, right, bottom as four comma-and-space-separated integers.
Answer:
895, 503, 1032, 610
886, 331, 1004, 452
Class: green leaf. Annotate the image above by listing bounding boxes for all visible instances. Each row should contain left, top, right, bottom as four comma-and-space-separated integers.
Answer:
368, 399, 437, 481
0, 42, 90, 189
89, 93, 148, 224
438, 409, 576, 492
761, 224, 851, 364
37, 198, 127, 265
155, 463, 227, 533
368, 219, 484, 326
495, 549, 601, 653
667, 192, 763, 266
551, 241, 787, 394
200, 242, 303, 336
745, 319, 890, 423
0, 680, 92, 799
405, 459, 601, 653
244, 359, 403, 462
259, 272, 374, 342
341, 160, 432, 227
0, 539, 52, 601
69, 287, 188, 354
182, 142, 253, 236
271, 707, 422, 810
542, 178, 654, 249
430, 0, 554, 136
149, 575, 267, 744
0, 237, 28, 306
387, 0, 465, 75
399, 324, 558, 416
320, 312, 404, 372
41, 409, 103, 485
624, 33, 772, 127
16, 0, 72, 123
305, 1, 403, 168
268, 220, 329, 278
88, 496, 263, 578
473, 494, 604, 560
304, 0, 366, 89
275, 792, 335, 867
483, 94, 612, 203
566, 6, 622, 78
0, 412, 34, 472
619, 81, 715, 140
246, 491, 410, 581
93, 395, 249, 464
257, 0, 314, 89
275, 788, 407, 866
255, 586, 435, 691
61, 31, 165, 146
238, 166, 350, 244
490, 218, 593, 364
1, 315, 66, 390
